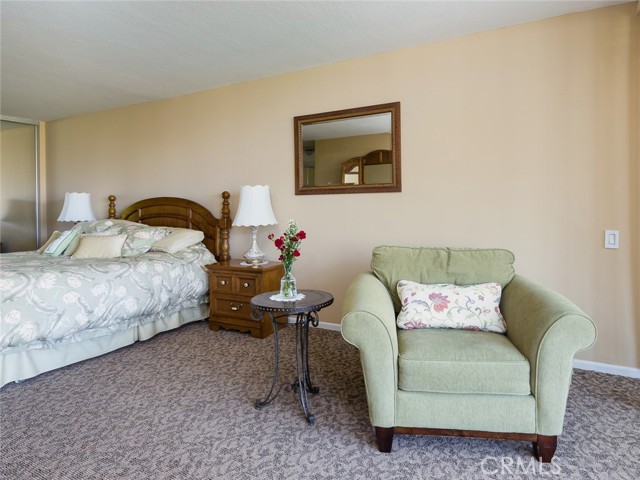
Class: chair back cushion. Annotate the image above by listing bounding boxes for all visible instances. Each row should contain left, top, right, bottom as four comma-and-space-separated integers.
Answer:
371, 246, 515, 312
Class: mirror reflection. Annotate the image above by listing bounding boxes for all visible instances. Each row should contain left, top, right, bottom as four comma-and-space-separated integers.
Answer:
295, 102, 401, 195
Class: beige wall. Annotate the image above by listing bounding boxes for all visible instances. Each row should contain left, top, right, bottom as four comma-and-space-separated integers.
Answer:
45, 4, 639, 368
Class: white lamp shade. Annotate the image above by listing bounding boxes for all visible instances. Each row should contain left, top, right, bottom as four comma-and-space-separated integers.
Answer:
57, 192, 97, 222
232, 185, 277, 227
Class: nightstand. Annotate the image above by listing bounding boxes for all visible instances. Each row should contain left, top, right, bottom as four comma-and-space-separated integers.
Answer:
206, 260, 284, 339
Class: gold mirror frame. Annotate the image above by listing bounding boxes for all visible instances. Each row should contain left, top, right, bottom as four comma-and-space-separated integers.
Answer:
294, 102, 401, 195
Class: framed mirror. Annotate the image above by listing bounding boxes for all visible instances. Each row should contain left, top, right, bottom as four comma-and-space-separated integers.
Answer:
294, 102, 401, 195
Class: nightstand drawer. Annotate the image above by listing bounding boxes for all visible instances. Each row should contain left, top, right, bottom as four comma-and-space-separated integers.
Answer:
234, 275, 258, 296
211, 273, 234, 294
213, 297, 251, 318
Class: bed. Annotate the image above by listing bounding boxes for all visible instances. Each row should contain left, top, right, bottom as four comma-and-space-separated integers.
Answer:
0, 193, 231, 388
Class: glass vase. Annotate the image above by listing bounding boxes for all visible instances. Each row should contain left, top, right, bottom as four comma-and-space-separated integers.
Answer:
279, 264, 297, 299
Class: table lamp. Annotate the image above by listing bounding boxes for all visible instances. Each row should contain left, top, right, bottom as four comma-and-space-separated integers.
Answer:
232, 185, 277, 265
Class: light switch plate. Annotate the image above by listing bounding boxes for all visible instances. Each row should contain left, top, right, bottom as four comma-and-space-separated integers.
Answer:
604, 230, 619, 249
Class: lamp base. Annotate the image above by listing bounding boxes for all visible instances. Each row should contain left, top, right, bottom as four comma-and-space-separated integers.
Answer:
242, 226, 267, 265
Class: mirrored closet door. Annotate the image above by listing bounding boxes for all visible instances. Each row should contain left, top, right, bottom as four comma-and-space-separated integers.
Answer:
0, 119, 39, 253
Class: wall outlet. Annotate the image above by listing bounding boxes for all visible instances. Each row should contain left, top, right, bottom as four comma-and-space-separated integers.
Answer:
604, 230, 619, 249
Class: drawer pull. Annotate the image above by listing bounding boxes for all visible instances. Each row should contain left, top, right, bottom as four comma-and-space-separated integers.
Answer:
230, 303, 243, 311
219, 280, 227, 286
243, 282, 250, 288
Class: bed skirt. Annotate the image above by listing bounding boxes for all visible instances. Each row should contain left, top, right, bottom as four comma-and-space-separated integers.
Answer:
0, 304, 209, 388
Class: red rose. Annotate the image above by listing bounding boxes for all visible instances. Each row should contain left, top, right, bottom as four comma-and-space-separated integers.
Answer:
274, 238, 284, 249
293, 250, 300, 257
268, 233, 274, 240
297, 231, 306, 239
278, 255, 283, 261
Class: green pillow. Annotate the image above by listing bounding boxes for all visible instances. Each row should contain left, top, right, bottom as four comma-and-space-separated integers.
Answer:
43, 228, 80, 256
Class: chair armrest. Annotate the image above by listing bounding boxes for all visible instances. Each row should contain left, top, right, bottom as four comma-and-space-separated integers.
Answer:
502, 274, 597, 434
341, 272, 398, 427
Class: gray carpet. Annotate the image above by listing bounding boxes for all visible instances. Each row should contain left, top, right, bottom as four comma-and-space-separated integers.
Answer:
1, 321, 638, 479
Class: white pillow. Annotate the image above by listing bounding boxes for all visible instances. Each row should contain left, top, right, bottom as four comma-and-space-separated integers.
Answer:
396, 280, 506, 333
151, 228, 204, 254
38, 231, 62, 254
71, 234, 127, 259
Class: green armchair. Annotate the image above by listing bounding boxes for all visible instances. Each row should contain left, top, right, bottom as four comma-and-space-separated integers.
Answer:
341, 246, 597, 461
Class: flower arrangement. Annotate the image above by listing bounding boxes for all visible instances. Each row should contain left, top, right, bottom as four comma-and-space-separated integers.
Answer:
268, 219, 306, 271
268, 220, 306, 298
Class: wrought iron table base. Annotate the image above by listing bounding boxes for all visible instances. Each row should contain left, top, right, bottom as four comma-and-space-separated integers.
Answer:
255, 311, 320, 425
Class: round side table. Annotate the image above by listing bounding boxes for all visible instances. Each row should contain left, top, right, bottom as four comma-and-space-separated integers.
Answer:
251, 289, 334, 425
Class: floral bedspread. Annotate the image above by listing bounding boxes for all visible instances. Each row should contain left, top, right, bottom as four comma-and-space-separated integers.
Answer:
0, 244, 215, 353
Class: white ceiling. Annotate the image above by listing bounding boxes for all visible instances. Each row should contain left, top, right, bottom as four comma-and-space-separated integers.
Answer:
1, 0, 625, 122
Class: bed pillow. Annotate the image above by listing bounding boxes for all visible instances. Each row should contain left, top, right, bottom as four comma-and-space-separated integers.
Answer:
120, 225, 169, 256
71, 234, 127, 259
37, 231, 62, 253
69, 223, 167, 256
396, 280, 506, 333
80, 219, 141, 234
63, 225, 121, 256
63, 235, 81, 256
42, 228, 80, 256
151, 228, 204, 254
61, 220, 130, 255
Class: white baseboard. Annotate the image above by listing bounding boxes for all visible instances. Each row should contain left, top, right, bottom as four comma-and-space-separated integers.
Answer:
573, 359, 640, 379
318, 321, 341, 332
318, 323, 639, 379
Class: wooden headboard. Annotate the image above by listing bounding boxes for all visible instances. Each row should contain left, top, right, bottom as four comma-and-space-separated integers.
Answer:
107, 193, 231, 262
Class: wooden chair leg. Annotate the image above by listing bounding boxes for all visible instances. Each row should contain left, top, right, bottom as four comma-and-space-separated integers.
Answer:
533, 435, 557, 462
375, 427, 395, 453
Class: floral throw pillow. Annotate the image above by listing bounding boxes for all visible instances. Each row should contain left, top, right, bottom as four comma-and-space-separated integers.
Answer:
118, 225, 169, 256
396, 280, 507, 333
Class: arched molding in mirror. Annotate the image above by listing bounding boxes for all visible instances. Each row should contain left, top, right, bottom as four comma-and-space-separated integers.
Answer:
294, 102, 401, 195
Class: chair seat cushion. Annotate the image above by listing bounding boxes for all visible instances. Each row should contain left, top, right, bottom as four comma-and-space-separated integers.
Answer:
397, 329, 531, 395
